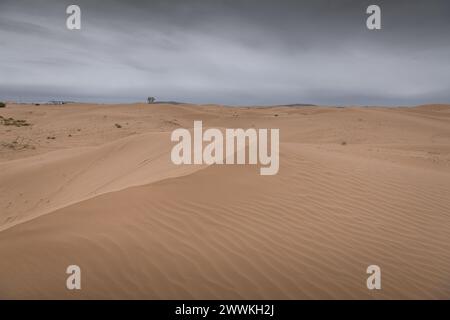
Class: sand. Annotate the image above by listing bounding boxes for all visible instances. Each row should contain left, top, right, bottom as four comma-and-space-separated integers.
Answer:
0, 103, 450, 299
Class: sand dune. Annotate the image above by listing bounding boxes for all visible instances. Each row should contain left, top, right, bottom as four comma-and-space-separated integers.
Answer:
0, 132, 204, 231
0, 103, 450, 299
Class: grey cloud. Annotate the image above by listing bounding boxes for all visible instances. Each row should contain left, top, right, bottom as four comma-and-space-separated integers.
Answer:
0, 0, 449, 105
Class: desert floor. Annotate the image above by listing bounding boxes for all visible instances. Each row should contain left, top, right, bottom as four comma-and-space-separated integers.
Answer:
0, 103, 450, 299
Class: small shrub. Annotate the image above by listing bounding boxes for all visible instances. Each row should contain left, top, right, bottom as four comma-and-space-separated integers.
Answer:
115, 123, 122, 128
1, 137, 35, 150
341, 141, 347, 146
0, 102, 5, 108
0, 117, 30, 127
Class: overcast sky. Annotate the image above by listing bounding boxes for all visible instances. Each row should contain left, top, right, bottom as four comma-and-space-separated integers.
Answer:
1, 0, 449, 105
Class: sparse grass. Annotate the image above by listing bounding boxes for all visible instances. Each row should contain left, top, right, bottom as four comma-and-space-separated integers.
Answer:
1, 137, 35, 150
0, 116, 31, 127
162, 119, 180, 127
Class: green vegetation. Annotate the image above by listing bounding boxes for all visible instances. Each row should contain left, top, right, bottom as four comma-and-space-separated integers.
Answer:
0, 102, 5, 108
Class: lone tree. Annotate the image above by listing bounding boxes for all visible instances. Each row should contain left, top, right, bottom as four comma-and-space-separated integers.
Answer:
147, 97, 156, 104
0, 102, 6, 108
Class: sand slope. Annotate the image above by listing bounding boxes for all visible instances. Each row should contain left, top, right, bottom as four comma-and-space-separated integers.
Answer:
0, 132, 203, 231
0, 103, 450, 299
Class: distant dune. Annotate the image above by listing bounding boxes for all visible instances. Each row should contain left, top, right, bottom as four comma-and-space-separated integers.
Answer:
0, 103, 450, 299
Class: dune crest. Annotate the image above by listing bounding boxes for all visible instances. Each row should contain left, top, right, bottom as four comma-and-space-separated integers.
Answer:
0, 132, 204, 231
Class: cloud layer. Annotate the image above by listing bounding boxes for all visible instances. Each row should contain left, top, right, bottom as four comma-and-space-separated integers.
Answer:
1, 0, 449, 105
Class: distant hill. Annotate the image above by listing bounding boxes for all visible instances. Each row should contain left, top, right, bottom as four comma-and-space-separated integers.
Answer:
152, 101, 190, 105
279, 103, 317, 107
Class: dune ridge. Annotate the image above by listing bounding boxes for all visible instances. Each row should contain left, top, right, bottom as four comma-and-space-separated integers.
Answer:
0, 132, 205, 231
